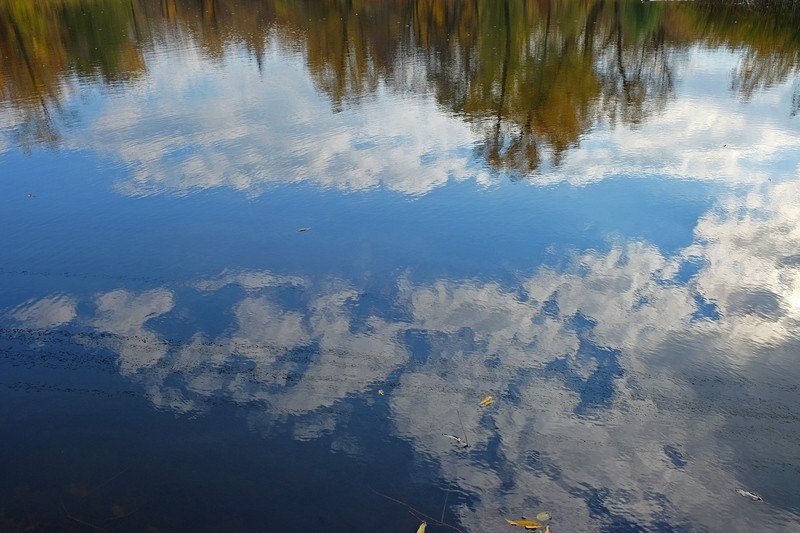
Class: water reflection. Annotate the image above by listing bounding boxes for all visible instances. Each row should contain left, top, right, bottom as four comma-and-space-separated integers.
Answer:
63, 46, 799, 198
1, 0, 799, 183
92, 288, 175, 374
2, 0, 800, 531
4, 181, 800, 530
8, 294, 77, 329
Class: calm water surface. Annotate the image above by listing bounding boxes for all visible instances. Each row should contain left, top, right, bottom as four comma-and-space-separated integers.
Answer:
1, 1, 800, 531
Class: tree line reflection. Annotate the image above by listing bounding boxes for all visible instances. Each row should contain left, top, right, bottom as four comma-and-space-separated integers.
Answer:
2, 0, 799, 170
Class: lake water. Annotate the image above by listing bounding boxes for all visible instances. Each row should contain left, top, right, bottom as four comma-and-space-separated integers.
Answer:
1, 1, 800, 531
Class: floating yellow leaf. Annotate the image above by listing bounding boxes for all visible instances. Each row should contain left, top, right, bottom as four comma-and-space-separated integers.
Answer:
505, 518, 541, 529
417, 521, 427, 533
479, 395, 494, 407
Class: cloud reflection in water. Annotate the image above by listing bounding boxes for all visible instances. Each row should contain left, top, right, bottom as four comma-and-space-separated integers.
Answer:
5, 181, 800, 530
3, 42, 792, 199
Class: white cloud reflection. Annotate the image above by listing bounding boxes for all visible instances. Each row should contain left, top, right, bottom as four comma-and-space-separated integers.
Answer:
68, 44, 492, 198
92, 288, 174, 374
7, 44, 776, 198
4, 176, 800, 529
384, 182, 800, 531
8, 294, 77, 329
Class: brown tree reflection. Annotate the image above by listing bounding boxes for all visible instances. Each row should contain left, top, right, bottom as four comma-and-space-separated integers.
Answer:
0, 0, 148, 148
1, 0, 798, 170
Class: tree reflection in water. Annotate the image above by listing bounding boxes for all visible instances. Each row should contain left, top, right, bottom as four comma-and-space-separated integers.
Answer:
1, 0, 798, 169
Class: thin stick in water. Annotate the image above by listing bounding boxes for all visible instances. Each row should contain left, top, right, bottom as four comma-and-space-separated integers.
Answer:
372, 489, 464, 533
85, 466, 131, 498
456, 409, 469, 447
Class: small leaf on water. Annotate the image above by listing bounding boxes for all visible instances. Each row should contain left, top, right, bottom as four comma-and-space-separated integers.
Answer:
505, 518, 541, 529
378, 389, 385, 396
442, 434, 469, 448
297, 227, 310, 232
479, 395, 494, 407
535, 512, 552, 521
736, 488, 763, 501
417, 521, 427, 533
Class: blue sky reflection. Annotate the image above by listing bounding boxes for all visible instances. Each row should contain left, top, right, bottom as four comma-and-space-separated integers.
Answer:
2, 3, 800, 530
5, 176, 800, 529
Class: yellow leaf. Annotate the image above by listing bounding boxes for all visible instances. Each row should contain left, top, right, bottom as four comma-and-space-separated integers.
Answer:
417, 521, 427, 533
479, 395, 494, 407
505, 518, 541, 529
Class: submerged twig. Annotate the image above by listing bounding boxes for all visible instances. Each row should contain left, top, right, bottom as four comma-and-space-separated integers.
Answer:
84, 466, 131, 498
456, 409, 469, 448
406, 507, 427, 524
441, 486, 450, 523
372, 489, 464, 533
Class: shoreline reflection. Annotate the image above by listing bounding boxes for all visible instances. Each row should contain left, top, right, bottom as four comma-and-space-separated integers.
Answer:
2, 1, 799, 531
1, 0, 798, 188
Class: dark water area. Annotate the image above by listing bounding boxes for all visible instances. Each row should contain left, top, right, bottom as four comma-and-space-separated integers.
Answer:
2, 1, 800, 531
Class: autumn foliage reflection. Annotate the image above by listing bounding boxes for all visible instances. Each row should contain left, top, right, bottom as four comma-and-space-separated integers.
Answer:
1, 0, 798, 170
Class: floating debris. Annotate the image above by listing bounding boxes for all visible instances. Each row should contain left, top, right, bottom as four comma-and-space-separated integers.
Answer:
442, 434, 469, 448
416, 521, 427, 533
736, 489, 763, 501
378, 389, 385, 396
505, 517, 541, 529
479, 395, 494, 407
535, 512, 552, 521
297, 227, 311, 232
